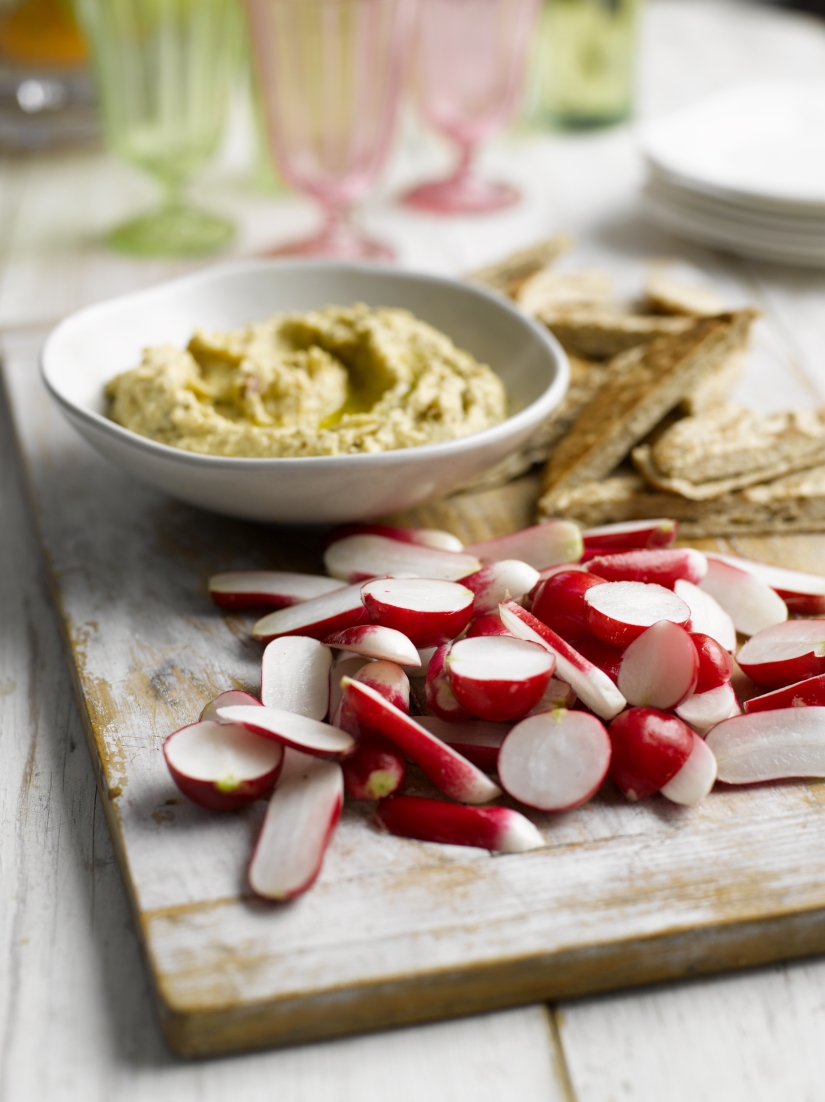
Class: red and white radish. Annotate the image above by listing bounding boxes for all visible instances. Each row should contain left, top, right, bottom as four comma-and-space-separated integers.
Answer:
323, 523, 464, 553
582, 518, 677, 552
607, 707, 694, 801
261, 636, 331, 720
465, 612, 513, 638
163, 720, 283, 811
498, 709, 611, 812
706, 707, 825, 784
584, 548, 707, 588
342, 678, 502, 804
529, 676, 577, 714
329, 656, 368, 723
425, 644, 472, 723
736, 620, 825, 688
200, 690, 261, 722
676, 682, 740, 736
674, 579, 737, 653
342, 733, 407, 800
584, 581, 691, 647
569, 636, 623, 686
692, 632, 733, 693
706, 552, 825, 615
324, 534, 480, 583
499, 601, 626, 721
375, 795, 543, 853
530, 569, 607, 641
417, 714, 509, 774
446, 635, 555, 722
336, 659, 412, 740
659, 733, 717, 805
458, 560, 540, 615
217, 704, 355, 760
744, 674, 825, 714
465, 520, 583, 570
617, 621, 698, 709
699, 558, 788, 637
252, 582, 370, 643
248, 751, 343, 901
209, 571, 343, 610
360, 577, 474, 648
322, 623, 420, 667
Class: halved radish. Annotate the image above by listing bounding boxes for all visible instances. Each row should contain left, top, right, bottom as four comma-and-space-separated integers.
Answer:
676, 682, 739, 736
617, 621, 698, 709
261, 636, 331, 720
584, 548, 707, 588
323, 523, 464, 552
217, 704, 355, 759
529, 676, 577, 714
355, 659, 410, 713
163, 720, 283, 811
465, 612, 513, 638
674, 579, 737, 653
324, 534, 480, 583
569, 636, 623, 685
530, 570, 607, 641
465, 520, 583, 570
446, 635, 556, 722
699, 558, 788, 637
253, 582, 370, 643
342, 678, 502, 804
342, 733, 407, 800
706, 707, 825, 783
691, 633, 733, 693
499, 602, 626, 721
417, 714, 509, 773
737, 620, 825, 688
582, 518, 677, 552
248, 751, 343, 901
209, 571, 344, 610
200, 690, 261, 722
706, 552, 825, 615
374, 795, 543, 853
608, 707, 694, 801
660, 733, 717, 805
425, 644, 472, 723
458, 560, 540, 616
498, 709, 611, 811
744, 674, 825, 714
584, 581, 690, 647
322, 623, 420, 667
360, 577, 474, 648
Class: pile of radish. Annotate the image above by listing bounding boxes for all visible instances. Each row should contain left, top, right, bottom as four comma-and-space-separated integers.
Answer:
162, 517, 825, 902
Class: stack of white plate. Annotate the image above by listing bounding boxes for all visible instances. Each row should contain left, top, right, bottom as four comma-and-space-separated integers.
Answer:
638, 84, 825, 267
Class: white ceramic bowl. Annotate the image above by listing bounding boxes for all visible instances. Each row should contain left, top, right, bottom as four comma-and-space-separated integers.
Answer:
41, 260, 568, 524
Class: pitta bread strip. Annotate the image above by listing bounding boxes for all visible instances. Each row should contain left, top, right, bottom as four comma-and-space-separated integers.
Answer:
467, 236, 572, 296
515, 269, 614, 318
644, 273, 725, 317
680, 350, 746, 414
538, 307, 695, 360
633, 442, 825, 500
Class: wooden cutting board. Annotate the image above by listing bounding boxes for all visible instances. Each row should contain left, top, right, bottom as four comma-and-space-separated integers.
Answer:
6, 329, 825, 1059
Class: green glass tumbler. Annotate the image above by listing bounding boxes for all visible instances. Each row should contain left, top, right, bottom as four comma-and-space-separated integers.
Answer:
75, 0, 236, 256
531, 0, 641, 129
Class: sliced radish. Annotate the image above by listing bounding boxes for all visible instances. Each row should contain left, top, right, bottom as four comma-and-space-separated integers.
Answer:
707, 707, 825, 783
200, 690, 261, 722
499, 602, 626, 721
342, 733, 407, 800
617, 621, 698, 709
217, 704, 355, 760
584, 581, 690, 647
360, 577, 474, 648
699, 558, 788, 637
374, 795, 543, 853
329, 656, 368, 727
584, 548, 707, 589
417, 714, 509, 773
253, 582, 370, 643
458, 560, 540, 616
322, 623, 420, 667
660, 733, 717, 805
209, 571, 344, 610
465, 612, 513, 638
569, 636, 623, 685
674, 579, 737, 653
529, 676, 577, 714
737, 620, 825, 688
342, 678, 502, 804
465, 520, 583, 570
582, 519, 678, 552
324, 534, 480, 584
248, 751, 343, 901
706, 552, 825, 615
354, 659, 410, 713
608, 707, 694, 801
676, 682, 740, 736
744, 674, 825, 714
531, 570, 607, 641
692, 632, 733, 693
498, 709, 611, 811
323, 523, 464, 553
163, 720, 283, 811
425, 643, 472, 722
261, 636, 331, 720
446, 635, 556, 722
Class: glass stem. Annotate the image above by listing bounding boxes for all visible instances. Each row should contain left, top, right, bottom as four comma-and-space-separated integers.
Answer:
451, 142, 475, 183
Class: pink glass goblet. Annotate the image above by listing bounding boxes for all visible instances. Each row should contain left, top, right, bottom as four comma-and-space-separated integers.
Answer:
244, 0, 415, 259
404, 0, 540, 216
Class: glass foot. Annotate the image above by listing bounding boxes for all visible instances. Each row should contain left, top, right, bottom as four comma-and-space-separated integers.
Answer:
403, 174, 519, 216
107, 204, 235, 258
266, 218, 394, 261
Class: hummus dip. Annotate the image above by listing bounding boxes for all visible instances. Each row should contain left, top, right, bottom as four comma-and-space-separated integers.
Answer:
105, 304, 507, 458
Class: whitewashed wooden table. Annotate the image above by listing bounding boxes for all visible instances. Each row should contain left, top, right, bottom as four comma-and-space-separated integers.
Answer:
4, 1, 825, 1097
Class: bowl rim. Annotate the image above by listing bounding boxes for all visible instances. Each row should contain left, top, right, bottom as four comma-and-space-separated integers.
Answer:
40, 258, 569, 472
